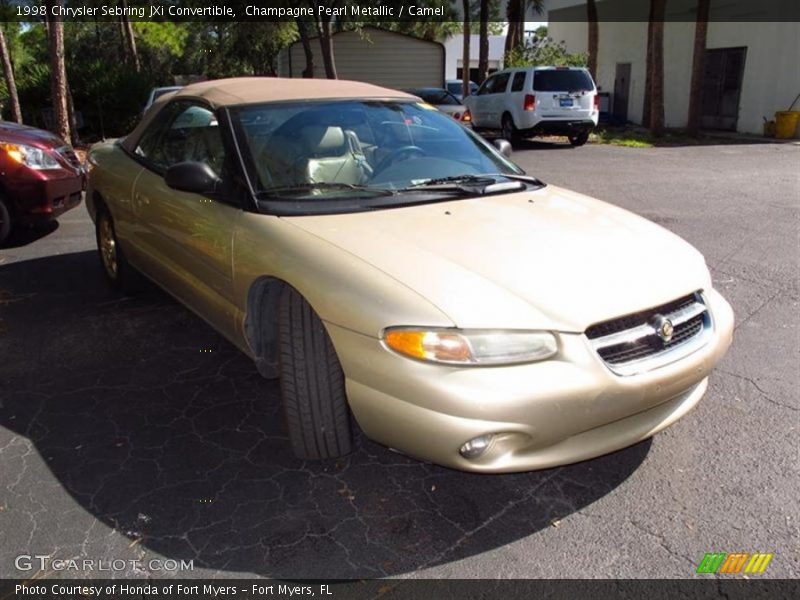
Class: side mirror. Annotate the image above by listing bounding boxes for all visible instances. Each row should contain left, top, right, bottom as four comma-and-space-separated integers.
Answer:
494, 138, 513, 158
165, 161, 221, 195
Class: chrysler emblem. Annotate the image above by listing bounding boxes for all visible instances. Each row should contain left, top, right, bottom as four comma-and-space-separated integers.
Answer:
652, 315, 674, 343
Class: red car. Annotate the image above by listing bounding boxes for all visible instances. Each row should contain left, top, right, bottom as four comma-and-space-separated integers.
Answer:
0, 121, 84, 244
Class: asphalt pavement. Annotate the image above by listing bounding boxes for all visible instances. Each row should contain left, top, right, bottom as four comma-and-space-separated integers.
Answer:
0, 141, 797, 580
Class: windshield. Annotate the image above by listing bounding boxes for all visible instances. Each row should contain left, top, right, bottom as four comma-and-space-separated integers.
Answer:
231, 99, 523, 211
533, 70, 594, 93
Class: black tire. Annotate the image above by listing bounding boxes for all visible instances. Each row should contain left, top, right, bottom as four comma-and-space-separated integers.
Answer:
278, 286, 352, 460
95, 208, 141, 294
0, 198, 11, 245
569, 131, 591, 147
501, 113, 520, 145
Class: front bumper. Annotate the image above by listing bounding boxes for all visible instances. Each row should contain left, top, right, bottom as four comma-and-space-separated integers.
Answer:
327, 287, 734, 473
8, 167, 84, 223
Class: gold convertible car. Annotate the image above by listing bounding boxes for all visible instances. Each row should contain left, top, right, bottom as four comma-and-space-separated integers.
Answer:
87, 78, 734, 472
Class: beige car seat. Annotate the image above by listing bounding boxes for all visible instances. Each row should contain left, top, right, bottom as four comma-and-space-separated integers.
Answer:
301, 125, 370, 185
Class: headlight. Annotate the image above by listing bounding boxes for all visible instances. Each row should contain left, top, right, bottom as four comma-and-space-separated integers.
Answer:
383, 328, 558, 366
1, 142, 60, 170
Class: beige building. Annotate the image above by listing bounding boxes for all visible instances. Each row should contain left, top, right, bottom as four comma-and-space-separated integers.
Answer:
548, 1, 800, 135
277, 27, 445, 90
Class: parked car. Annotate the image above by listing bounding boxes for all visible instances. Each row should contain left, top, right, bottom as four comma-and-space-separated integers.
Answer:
0, 121, 84, 244
143, 86, 182, 113
465, 66, 599, 146
405, 87, 471, 124
86, 77, 733, 473
446, 79, 479, 102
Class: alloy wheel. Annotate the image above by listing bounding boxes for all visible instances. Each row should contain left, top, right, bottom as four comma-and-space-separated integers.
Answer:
99, 217, 118, 279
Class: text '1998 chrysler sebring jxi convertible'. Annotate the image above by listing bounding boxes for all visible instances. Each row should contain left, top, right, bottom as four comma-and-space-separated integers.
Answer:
86, 78, 734, 473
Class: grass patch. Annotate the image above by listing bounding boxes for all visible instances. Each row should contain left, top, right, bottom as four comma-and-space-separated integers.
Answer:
591, 129, 655, 147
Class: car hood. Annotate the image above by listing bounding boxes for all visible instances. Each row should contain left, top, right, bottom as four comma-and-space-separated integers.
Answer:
285, 185, 712, 332
0, 121, 64, 148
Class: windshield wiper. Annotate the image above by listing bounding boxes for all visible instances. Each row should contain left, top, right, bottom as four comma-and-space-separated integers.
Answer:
396, 173, 531, 195
406, 174, 498, 188
257, 182, 395, 199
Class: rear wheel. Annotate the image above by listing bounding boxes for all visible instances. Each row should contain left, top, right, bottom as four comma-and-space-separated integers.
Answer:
278, 286, 353, 460
568, 131, 591, 147
0, 198, 11, 245
95, 209, 141, 294
501, 113, 520, 145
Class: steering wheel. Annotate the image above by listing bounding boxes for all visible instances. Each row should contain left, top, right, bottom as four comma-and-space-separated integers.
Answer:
373, 145, 426, 177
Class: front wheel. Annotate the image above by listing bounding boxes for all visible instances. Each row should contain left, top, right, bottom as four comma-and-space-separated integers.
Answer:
95, 209, 141, 294
568, 131, 591, 147
278, 286, 353, 460
0, 199, 11, 245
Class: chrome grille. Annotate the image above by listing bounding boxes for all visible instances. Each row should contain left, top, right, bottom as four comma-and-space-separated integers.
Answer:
586, 292, 711, 376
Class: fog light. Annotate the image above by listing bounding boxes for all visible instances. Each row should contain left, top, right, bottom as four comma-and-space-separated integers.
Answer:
459, 434, 494, 459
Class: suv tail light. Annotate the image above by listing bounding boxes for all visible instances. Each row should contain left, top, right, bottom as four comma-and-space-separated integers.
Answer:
593, 94, 599, 111
462, 109, 472, 122
524, 94, 536, 111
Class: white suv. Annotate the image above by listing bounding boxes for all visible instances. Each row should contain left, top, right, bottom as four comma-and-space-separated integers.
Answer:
465, 66, 599, 146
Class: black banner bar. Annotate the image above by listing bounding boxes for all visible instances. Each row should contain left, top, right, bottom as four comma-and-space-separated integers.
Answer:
2, 579, 800, 600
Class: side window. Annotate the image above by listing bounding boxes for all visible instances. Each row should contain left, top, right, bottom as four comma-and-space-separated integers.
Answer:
136, 102, 225, 176
134, 102, 183, 163
511, 71, 526, 92
477, 76, 495, 96
491, 72, 511, 94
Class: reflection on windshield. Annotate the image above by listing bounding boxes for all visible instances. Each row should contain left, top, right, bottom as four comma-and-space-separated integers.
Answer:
232, 100, 521, 202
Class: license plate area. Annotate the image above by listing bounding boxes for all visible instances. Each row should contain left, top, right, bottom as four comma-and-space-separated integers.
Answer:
559, 96, 574, 108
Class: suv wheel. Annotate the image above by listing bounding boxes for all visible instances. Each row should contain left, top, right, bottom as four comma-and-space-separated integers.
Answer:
501, 113, 519, 145
0, 198, 12, 245
569, 131, 590, 147
278, 286, 353, 460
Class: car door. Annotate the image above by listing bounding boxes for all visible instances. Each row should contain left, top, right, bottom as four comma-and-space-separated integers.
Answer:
129, 100, 241, 341
486, 72, 511, 128
468, 75, 496, 126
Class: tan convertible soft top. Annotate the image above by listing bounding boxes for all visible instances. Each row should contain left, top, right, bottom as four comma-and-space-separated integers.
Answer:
122, 77, 417, 153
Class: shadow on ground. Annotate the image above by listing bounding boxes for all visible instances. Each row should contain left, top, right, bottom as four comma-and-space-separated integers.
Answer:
0, 221, 59, 249
0, 251, 651, 578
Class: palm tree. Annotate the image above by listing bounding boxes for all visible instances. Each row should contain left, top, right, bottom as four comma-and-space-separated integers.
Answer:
687, 0, 710, 136
645, 0, 666, 135
296, 18, 315, 78
505, 1, 545, 58
586, 0, 598, 80
477, 0, 489, 84
120, 0, 141, 72
461, 0, 470, 98
315, 13, 337, 79
46, 0, 71, 142
0, 26, 22, 123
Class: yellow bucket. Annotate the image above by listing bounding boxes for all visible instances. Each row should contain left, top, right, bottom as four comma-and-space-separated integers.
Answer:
774, 111, 800, 139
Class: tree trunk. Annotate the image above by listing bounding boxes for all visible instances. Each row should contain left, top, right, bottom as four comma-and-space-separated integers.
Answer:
46, 0, 71, 143
587, 0, 599, 81
687, 0, 710, 136
642, 3, 656, 128
0, 27, 22, 124
504, 0, 522, 57
648, 0, 666, 136
477, 0, 489, 84
315, 15, 337, 79
296, 19, 315, 78
120, 0, 140, 72
461, 0, 470, 97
